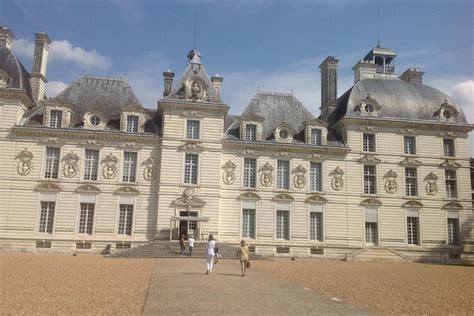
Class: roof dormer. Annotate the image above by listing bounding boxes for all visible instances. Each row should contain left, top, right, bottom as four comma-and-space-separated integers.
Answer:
239, 113, 264, 141
274, 121, 294, 143
42, 99, 73, 128
434, 100, 459, 123
120, 104, 149, 133
83, 108, 107, 129
303, 118, 328, 145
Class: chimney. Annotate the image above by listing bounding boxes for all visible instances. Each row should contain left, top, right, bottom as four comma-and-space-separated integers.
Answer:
352, 60, 378, 83
30, 32, 51, 103
319, 56, 339, 121
400, 68, 424, 84
162, 70, 175, 97
211, 74, 223, 99
0, 26, 14, 49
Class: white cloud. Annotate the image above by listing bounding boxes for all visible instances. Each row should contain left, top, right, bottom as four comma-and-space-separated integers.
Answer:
12, 38, 111, 70
45, 81, 69, 98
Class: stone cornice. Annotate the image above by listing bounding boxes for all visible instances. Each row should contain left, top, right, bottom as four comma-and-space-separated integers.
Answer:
158, 100, 229, 115
12, 125, 161, 144
0, 90, 34, 108
223, 140, 349, 156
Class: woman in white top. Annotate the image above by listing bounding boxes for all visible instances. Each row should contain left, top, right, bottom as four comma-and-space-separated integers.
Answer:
205, 234, 216, 275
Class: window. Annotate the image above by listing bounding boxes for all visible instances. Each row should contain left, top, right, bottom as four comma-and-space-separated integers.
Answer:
49, 110, 62, 128
243, 158, 256, 188
245, 124, 257, 141
310, 128, 322, 145
83, 149, 99, 181
365, 208, 378, 245
405, 168, 418, 196
276, 205, 290, 240
447, 212, 459, 246
44, 147, 60, 179
122, 152, 137, 182
364, 165, 377, 194
184, 153, 198, 184
277, 160, 290, 190
279, 129, 289, 140
118, 204, 133, 236
309, 205, 323, 241
363, 133, 376, 152
126, 115, 139, 133
407, 210, 420, 245
404, 136, 416, 155
78, 203, 95, 235
90, 116, 101, 126
443, 139, 455, 157
445, 170, 457, 198
310, 162, 322, 192
186, 120, 200, 139
242, 209, 256, 239
38, 201, 55, 233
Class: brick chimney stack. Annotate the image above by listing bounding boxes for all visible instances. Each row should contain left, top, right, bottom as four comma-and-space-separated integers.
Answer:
400, 68, 424, 84
30, 32, 51, 103
211, 74, 223, 99
319, 56, 339, 122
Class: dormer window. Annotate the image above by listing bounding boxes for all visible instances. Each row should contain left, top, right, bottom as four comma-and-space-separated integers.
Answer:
49, 110, 63, 128
355, 95, 381, 117
245, 124, 257, 141
126, 115, 139, 133
275, 123, 293, 143
310, 128, 322, 145
435, 101, 458, 123
90, 116, 101, 126
279, 129, 289, 140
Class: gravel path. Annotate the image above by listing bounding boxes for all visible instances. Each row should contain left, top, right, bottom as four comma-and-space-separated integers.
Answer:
0, 254, 155, 315
252, 259, 474, 315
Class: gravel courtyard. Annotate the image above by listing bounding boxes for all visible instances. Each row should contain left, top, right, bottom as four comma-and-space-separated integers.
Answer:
1, 254, 473, 315
253, 259, 474, 315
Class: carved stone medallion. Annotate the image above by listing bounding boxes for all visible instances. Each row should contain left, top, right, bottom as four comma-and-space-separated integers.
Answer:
101, 153, 119, 180
292, 164, 307, 189
383, 170, 398, 194
222, 160, 236, 185
424, 172, 438, 196
62, 152, 79, 178
142, 157, 158, 181
15, 148, 34, 176
259, 162, 274, 187
329, 167, 344, 191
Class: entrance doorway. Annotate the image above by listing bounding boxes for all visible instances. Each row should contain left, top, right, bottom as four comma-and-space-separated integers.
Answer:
179, 211, 198, 239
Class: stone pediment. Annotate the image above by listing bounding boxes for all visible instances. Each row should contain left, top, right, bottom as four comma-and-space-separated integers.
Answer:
178, 142, 202, 152
305, 194, 327, 204
402, 200, 423, 208
118, 142, 142, 149
79, 139, 105, 147
36, 183, 61, 192
439, 159, 460, 168
115, 186, 140, 195
238, 192, 261, 200
442, 202, 463, 210
172, 189, 206, 208
399, 156, 422, 165
360, 198, 382, 206
272, 193, 294, 202
358, 154, 381, 163
75, 185, 101, 193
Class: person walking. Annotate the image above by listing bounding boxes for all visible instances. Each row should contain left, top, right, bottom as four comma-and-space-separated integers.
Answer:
188, 235, 195, 256
236, 240, 250, 276
179, 234, 186, 255
205, 234, 216, 275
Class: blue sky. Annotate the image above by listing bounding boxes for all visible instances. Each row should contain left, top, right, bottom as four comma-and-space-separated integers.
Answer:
1, 0, 473, 152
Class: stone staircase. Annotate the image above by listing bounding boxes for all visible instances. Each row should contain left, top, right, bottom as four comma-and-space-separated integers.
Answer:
349, 247, 407, 262
107, 241, 264, 259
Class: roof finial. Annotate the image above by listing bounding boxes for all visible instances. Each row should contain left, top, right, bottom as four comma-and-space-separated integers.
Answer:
193, 1, 197, 49
376, 0, 381, 47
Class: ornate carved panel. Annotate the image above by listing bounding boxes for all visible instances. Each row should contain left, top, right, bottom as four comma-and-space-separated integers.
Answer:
101, 153, 119, 180
172, 187, 206, 208
62, 152, 79, 178
399, 156, 422, 165
424, 172, 438, 196
442, 202, 463, 210
272, 193, 294, 202
439, 159, 460, 168
75, 185, 100, 193
115, 186, 140, 194
402, 200, 423, 208
259, 162, 273, 187
36, 183, 61, 192
15, 148, 34, 176
292, 164, 307, 189
238, 192, 261, 200
383, 170, 398, 194
329, 167, 344, 191
305, 194, 327, 204
142, 157, 158, 181
358, 154, 381, 164
39, 137, 65, 144
178, 142, 202, 152
360, 198, 382, 206
221, 160, 236, 185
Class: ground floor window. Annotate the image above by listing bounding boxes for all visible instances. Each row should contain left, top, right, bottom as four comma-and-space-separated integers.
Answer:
79, 203, 95, 235
447, 212, 459, 246
39, 201, 55, 233
118, 204, 134, 236
242, 208, 256, 239
365, 208, 378, 246
406, 209, 420, 245
276, 204, 290, 240
309, 212, 323, 241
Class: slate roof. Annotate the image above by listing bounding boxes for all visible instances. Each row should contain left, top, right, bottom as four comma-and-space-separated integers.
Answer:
0, 44, 33, 101
330, 78, 468, 125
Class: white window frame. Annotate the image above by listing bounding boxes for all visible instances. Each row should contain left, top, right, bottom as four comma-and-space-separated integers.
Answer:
364, 207, 379, 246
43, 146, 61, 179
245, 124, 257, 141
116, 195, 136, 238
83, 149, 100, 181
309, 161, 323, 192
243, 158, 257, 188
186, 119, 201, 140
446, 211, 460, 246
49, 109, 63, 128
126, 115, 139, 133
241, 200, 257, 240
442, 138, 455, 157
275, 202, 290, 241
362, 133, 376, 153
122, 151, 138, 183
35, 193, 57, 235
183, 153, 199, 185
403, 135, 416, 155
405, 167, 418, 197
308, 204, 324, 242
310, 128, 322, 145
76, 194, 97, 236
444, 169, 458, 199
276, 160, 290, 190
406, 208, 421, 246
363, 165, 377, 195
